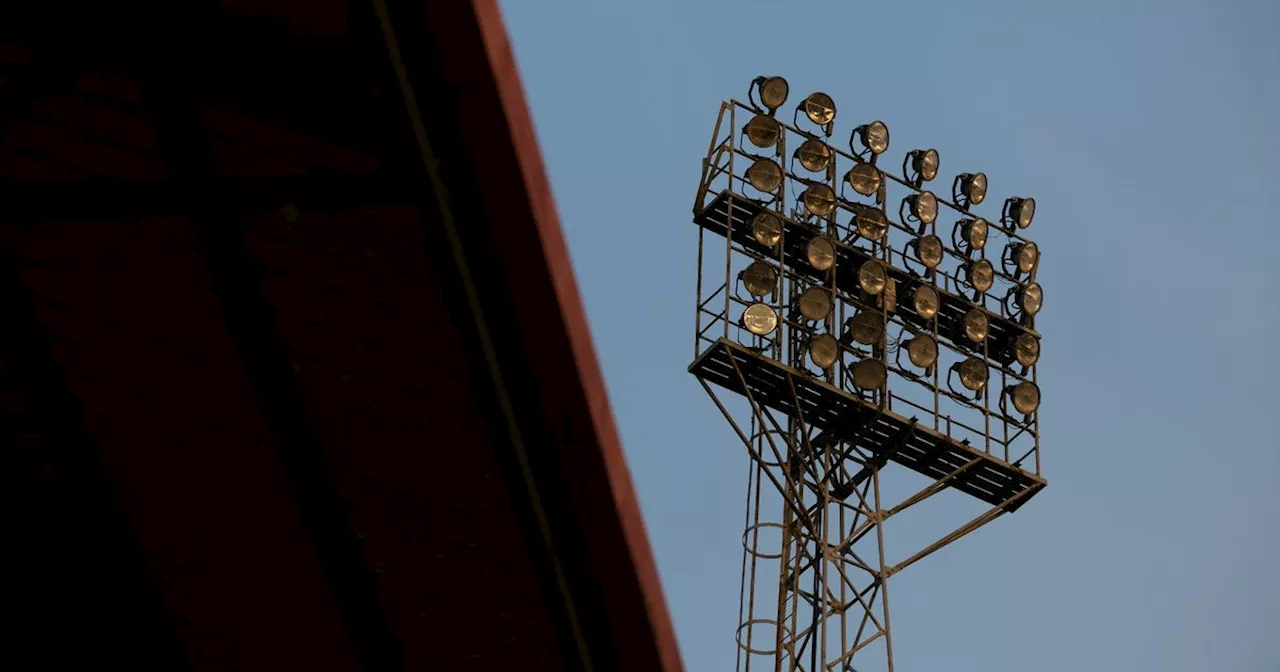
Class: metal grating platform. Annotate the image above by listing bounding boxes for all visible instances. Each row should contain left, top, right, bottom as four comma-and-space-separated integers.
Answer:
694, 191, 1038, 367
690, 338, 1045, 510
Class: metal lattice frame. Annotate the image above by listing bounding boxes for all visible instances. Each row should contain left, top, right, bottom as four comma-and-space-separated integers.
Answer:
691, 97, 1046, 672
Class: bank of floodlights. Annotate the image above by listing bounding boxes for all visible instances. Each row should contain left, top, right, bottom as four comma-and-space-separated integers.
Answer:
698, 76, 1047, 672
727, 73, 1043, 423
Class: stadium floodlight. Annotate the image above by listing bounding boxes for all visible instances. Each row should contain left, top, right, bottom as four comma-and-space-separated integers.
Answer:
858, 260, 888, 295
810, 333, 840, 369
853, 205, 889, 240
797, 286, 833, 320
905, 191, 938, 225
1003, 197, 1036, 230
1019, 282, 1043, 316
747, 158, 783, 194
796, 138, 832, 172
745, 114, 781, 148
845, 311, 883, 346
852, 358, 887, 390
798, 92, 837, 135
905, 148, 939, 184
954, 172, 987, 208
966, 258, 994, 294
751, 211, 783, 248
913, 234, 944, 269
912, 284, 939, 319
904, 333, 938, 369
955, 356, 988, 392
739, 261, 777, 297
954, 217, 988, 253
845, 162, 881, 197
1013, 332, 1040, 367
1003, 240, 1039, 277
852, 120, 890, 156
741, 302, 779, 336
806, 236, 836, 271
1005, 381, 1041, 415
802, 183, 837, 217
962, 307, 989, 343
750, 75, 790, 114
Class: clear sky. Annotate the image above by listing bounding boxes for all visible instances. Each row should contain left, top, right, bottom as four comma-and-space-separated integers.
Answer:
499, 1, 1279, 669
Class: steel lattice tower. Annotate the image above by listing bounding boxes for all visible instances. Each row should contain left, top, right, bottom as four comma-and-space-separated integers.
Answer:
690, 77, 1047, 672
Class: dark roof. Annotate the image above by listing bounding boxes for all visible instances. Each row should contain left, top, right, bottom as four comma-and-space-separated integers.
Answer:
0, 3, 682, 671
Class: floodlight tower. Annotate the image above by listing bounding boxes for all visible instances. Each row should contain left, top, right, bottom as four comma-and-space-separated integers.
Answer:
690, 75, 1047, 672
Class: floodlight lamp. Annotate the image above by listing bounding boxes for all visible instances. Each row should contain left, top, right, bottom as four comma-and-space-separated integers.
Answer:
956, 172, 988, 206
845, 162, 881, 197
745, 114, 781, 148
854, 120, 890, 156
1014, 332, 1039, 367
747, 159, 783, 194
854, 206, 889, 240
858, 260, 887, 295
852, 358, 887, 391
1014, 241, 1039, 275
802, 184, 837, 217
845, 311, 882, 346
913, 284, 939, 319
1005, 197, 1036, 229
962, 308, 989, 343
906, 334, 938, 368
958, 217, 988, 251
1006, 381, 1041, 414
907, 148, 940, 182
958, 357, 988, 391
751, 75, 790, 113
810, 334, 840, 369
739, 261, 777, 298
800, 92, 837, 128
806, 236, 836, 271
742, 303, 779, 336
796, 139, 832, 172
968, 258, 994, 294
797, 286, 833, 321
914, 234, 944, 269
1020, 282, 1043, 316
751, 211, 783, 248
908, 191, 938, 224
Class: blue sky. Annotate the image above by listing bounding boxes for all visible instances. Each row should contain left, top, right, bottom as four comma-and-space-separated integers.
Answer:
499, 1, 1279, 669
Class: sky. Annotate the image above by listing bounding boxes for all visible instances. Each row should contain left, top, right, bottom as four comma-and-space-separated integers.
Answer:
498, 1, 1280, 670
